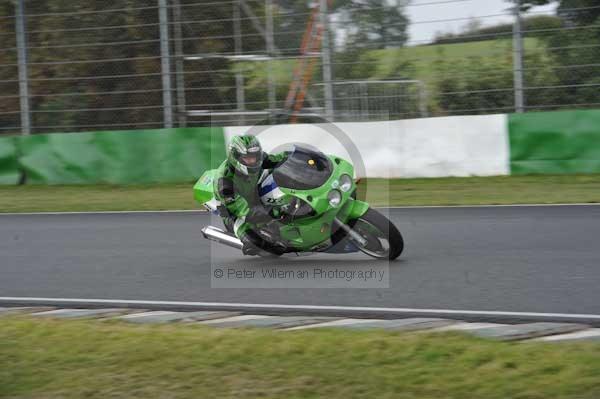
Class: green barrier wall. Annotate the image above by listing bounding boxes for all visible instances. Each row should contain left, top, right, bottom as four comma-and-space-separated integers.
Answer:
509, 110, 600, 175
18, 127, 226, 185
0, 135, 20, 185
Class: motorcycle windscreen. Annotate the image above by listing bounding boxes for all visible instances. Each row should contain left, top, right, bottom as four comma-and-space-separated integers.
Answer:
272, 146, 333, 190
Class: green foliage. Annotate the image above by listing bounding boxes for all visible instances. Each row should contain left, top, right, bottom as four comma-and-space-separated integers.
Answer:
515, 0, 600, 23
274, 0, 410, 52
0, 0, 410, 133
0, 2, 19, 132
433, 0, 600, 114
337, 0, 409, 50
333, 49, 415, 80
433, 40, 560, 114
243, 38, 546, 116
538, 14, 600, 108
2, 0, 599, 133
1, 0, 268, 133
513, 0, 600, 109
556, 0, 600, 25
24, 0, 167, 130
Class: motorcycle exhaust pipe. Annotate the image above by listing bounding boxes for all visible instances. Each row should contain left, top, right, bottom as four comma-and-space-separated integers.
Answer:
201, 226, 244, 250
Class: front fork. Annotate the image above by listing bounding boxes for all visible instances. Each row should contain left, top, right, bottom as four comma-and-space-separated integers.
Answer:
332, 217, 367, 247
332, 197, 370, 247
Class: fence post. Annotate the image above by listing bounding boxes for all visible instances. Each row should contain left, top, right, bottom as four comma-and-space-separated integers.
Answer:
418, 81, 428, 118
513, 2, 525, 113
15, 0, 31, 135
265, 0, 276, 112
319, 0, 334, 121
158, 0, 173, 128
172, 0, 187, 127
233, 0, 246, 125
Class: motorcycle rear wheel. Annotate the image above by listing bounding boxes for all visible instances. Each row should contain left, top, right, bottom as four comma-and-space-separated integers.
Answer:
352, 208, 404, 260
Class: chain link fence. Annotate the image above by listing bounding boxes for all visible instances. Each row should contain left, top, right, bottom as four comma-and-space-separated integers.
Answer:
0, 0, 599, 135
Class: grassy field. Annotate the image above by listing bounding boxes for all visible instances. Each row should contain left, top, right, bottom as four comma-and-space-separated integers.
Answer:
1, 316, 600, 399
244, 38, 541, 91
241, 37, 545, 117
0, 175, 599, 213
348, 38, 541, 84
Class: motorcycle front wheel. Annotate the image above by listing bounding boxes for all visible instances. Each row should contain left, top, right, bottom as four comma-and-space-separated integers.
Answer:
351, 208, 404, 261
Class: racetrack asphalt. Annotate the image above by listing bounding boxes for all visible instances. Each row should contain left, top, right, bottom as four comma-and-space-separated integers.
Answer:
1, 206, 599, 321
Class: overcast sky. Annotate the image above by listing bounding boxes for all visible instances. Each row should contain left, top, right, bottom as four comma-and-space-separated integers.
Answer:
406, 0, 558, 44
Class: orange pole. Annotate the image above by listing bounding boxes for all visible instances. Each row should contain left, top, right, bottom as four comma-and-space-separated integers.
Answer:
290, 26, 323, 123
284, 7, 318, 110
287, 0, 334, 123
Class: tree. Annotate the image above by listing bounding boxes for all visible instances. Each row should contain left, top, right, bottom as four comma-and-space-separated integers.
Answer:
273, 0, 410, 52
0, 0, 268, 134
0, 1, 19, 133
434, 44, 560, 115
508, 0, 600, 24
432, 15, 561, 44
338, 0, 410, 50
463, 17, 483, 35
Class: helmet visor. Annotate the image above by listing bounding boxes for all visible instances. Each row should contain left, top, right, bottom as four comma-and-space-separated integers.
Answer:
240, 153, 260, 167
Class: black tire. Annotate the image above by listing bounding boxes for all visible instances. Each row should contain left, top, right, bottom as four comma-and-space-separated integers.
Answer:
354, 208, 404, 260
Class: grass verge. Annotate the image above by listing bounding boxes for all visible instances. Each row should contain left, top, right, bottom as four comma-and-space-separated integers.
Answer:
0, 175, 599, 213
360, 175, 600, 207
1, 316, 600, 399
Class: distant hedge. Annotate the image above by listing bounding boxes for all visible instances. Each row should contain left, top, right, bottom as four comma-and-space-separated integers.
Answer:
432, 15, 562, 45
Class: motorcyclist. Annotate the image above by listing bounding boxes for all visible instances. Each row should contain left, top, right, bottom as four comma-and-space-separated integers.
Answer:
214, 135, 288, 256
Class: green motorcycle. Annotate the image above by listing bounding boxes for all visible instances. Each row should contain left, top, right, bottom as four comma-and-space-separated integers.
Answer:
194, 146, 403, 260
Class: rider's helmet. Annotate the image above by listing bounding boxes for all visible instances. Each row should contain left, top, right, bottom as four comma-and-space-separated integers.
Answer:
227, 135, 263, 176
